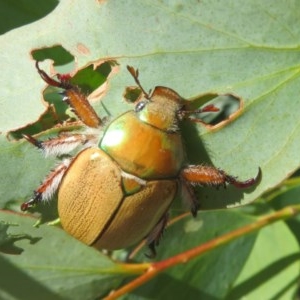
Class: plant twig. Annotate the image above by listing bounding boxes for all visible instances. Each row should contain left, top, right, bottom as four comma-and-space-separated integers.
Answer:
103, 205, 300, 300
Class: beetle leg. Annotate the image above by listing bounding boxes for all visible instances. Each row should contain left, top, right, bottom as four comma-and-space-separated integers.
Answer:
21, 160, 70, 211
36, 61, 102, 128
61, 88, 102, 128
146, 213, 169, 258
23, 132, 98, 157
178, 104, 219, 123
180, 178, 200, 217
181, 165, 261, 189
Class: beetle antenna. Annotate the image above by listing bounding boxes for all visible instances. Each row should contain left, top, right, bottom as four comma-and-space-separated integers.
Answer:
127, 65, 150, 100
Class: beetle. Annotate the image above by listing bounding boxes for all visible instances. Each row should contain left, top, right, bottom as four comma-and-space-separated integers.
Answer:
21, 62, 260, 257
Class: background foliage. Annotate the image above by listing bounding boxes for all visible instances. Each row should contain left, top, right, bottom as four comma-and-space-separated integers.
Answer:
1, 1, 300, 299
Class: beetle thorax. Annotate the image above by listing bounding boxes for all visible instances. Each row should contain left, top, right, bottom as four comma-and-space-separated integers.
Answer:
100, 111, 185, 180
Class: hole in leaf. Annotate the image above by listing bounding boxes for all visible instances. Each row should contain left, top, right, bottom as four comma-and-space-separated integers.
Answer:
8, 105, 66, 140
124, 86, 143, 103
0, 221, 41, 255
9, 46, 114, 140
32, 45, 74, 67
185, 93, 243, 127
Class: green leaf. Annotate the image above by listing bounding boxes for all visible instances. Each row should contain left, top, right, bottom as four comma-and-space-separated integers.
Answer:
0, 211, 126, 300
227, 209, 300, 299
128, 206, 300, 299
131, 210, 258, 299
1, 1, 300, 299
268, 179, 300, 245
0, 0, 59, 35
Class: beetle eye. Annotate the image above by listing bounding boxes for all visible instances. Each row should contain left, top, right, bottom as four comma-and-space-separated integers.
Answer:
135, 100, 147, 112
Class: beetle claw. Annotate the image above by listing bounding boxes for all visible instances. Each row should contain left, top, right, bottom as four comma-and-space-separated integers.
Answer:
225, 167, 262, 188
22, 134, 43, 149
21, 192, 41, 211
145, 243, 157, 259
144, 214, 168, 258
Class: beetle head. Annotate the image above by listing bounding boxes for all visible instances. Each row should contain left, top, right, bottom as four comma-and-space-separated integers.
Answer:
135, 86, 184, 132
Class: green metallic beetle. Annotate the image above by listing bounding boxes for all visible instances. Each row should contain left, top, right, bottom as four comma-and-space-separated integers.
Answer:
21, 62, 260, 257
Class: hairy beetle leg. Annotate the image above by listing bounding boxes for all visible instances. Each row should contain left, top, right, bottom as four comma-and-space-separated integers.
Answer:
36, 61, 102, 128
180, 166, 261, 217
181, 165, 261, 189
21, 160, 70, 211
146, 213, 169, 258
23, 133, 98, 157
61, 88, 102, 128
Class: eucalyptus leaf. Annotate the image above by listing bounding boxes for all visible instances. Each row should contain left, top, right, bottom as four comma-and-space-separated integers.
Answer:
1, 1, 300, 299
